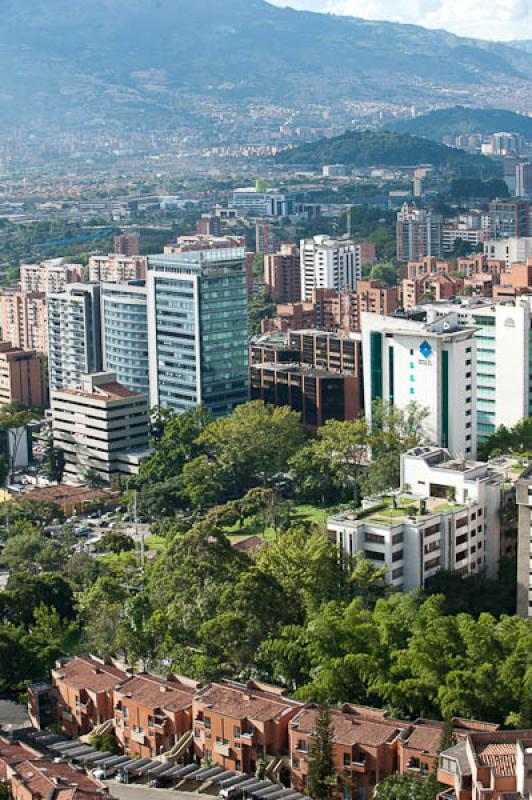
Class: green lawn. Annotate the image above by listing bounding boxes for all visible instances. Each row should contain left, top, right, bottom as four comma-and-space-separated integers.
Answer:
144, 535, 167, 552
224, 503, 331, 545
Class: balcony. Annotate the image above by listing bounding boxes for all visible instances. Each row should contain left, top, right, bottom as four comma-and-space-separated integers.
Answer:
214, 741, 231, 757
131, 729, 145, 745
238, 731, 256, 746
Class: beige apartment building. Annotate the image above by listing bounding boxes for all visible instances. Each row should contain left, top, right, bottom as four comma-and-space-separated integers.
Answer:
0, 290, 47, 353
20, 260, 85, 294
0, 342, 46, 408
50, 371, 150, 482
88, 254, 147, 282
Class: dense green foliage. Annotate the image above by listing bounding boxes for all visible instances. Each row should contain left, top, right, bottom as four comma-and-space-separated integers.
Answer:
307, 708, 335, 800
276, 131, 500, 176
479, 416, 532, 460
449, 178, 509, 201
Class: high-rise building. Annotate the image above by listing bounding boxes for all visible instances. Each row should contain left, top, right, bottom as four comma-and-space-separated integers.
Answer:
424, 297, 532, 442
300, 236, 361, 301
196, 214, 221, 237
101, 281, 149, 396
88, 254, 146, 282
255, 222, 278, 255
396, 203, 443, 262
51, 371, 150, 482
484, 236, 532, 268
264, 244, 301, 302
489, 198, 530, 239
47, 284, 102, 392
146, 249, 249, 416
516, 163, 532, 198
362, 311, 477, 458
0, 290, 47, 353
0, 342, 46, 408
114, 231, 140, 256
20, 260, 85, 295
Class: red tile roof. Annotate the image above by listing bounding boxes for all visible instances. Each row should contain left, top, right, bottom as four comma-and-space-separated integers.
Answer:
291, 707, 407, 748
475, 743, 516, 777
196, 681, 300, 722
52, 656, 128, 693
115, 674, 196, 714
12, 760, 107, 800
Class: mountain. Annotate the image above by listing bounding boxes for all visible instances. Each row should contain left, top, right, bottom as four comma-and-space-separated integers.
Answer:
507, 40, 532, 54
388, 107, 532, 142
3, 0, 532, 134
275, 130, 499, 174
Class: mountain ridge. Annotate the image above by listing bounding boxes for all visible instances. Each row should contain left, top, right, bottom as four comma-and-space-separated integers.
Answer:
2, 0, 532, 134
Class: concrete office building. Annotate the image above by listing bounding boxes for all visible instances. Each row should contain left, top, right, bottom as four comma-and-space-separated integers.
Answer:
329, 446, 504, 591
423, 297, 532, 442
146, 249, 249, 416
51, 371, 150, 482
101, 281, 149, 396
88, 254, 146, 282
47, 284, 102, 392
362, 312, 477, 458
0, 290, 47, 353
300, 236, 362, 301
231, 187, 297, 217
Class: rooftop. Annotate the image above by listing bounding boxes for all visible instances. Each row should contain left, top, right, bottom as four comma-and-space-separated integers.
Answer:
115, 673, 198, 714
52, 655, 128, 693
195, 680, 300, 722
291, 706, 407, 748
13, 759, 107, 800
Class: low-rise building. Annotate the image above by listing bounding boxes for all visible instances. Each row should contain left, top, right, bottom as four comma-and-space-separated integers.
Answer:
50, 372, 150, 483
45, 655, 128, 738
193, 680, 302, 774
437, 730, 532, 800
329, 447, 505, 591
8, 759, 109, 800
114, 673, 200, 759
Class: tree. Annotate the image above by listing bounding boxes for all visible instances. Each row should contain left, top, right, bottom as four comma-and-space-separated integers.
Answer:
97, 532, 135, 554
373, 774, 429, 800
1, 531, 51, 572
350, 553, 388, 609
370, 262, 397, 286
42, 438, 66, 483
0, 455, 8, 488
2, 572, 74, 627
248, 290, 276, 336
307, 707, 335, 800
85, 468, 104, 488
183, 402, 306, 507
365, 400, 429, 494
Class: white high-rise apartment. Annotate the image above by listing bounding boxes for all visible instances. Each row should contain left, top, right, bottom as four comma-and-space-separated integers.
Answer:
300, 236, 362, 301
361, 311, 477, 458
484, 237, 532, 268
47, 284, 102, 392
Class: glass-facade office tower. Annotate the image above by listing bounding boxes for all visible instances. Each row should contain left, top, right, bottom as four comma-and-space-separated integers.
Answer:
47, 283, 102, 391
101, 281, 149, 395
146, 249, 249, 416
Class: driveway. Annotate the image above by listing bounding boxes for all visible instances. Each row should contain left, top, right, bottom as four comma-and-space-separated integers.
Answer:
104, 781, 212, 800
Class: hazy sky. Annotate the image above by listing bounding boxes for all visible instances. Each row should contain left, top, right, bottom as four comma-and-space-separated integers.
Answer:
269, 0, 532, 41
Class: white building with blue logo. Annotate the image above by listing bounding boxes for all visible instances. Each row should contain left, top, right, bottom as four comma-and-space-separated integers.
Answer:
361, 311, 477, 459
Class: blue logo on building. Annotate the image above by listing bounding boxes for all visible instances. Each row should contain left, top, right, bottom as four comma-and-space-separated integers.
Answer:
419, 340, 432, 359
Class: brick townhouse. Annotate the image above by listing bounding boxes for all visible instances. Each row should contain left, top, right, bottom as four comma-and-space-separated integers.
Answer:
193, 680, 302, 776
48, 655, 128, 738
0, 738, 41, 781
437, 730, 532, 800
113, 673, 201, 759
290, 704, 408, 800
7, 759, 109, 800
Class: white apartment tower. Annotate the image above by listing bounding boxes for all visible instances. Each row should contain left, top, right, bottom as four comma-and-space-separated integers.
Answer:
361, 312, 477, 458
300, 236, 362, 301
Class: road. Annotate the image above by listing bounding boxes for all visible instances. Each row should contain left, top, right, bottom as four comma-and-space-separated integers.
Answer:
105, 782, 209, 800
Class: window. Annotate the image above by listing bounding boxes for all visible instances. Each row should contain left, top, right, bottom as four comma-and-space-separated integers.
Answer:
292, 757, 300, 769
204, 716, 211, 729
343, 753, 351, 767
233, 726, 241, 738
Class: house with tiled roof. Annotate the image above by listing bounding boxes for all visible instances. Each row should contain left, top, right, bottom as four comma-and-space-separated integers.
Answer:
289, 704, 409, 800
437, 730, 532, 800
193, 680, 302, 775
7, 759, 109, 800
114, 673, 201, 759
48, 656, 128, 738
0, 738, 41, 782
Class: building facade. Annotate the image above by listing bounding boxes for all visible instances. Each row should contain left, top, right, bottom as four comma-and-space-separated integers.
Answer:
0, 290, 47, 353
50, 372, 150, 482
489, 199, 530, 239
0, 342, 46, 408
396, 204, 443, 263
47, 284, 102, 392
20, 260, 85, 294
362, 312, 477, 458
146, 249, 249, 417
300, 236, 362, 301
88, 254, 147, 282
264, 244, 301, 303
101, 281, 149, 395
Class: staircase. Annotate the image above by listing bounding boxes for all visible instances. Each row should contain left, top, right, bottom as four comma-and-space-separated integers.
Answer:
162, 730, 193, 762
79, 719, 115, 744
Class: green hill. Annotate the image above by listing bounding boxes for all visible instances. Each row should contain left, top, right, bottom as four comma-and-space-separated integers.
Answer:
275, 130, 499, 175
388, 106, 532, 141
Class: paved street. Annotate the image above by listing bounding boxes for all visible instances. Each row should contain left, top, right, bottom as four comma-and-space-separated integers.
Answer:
104, 781, 210, 800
